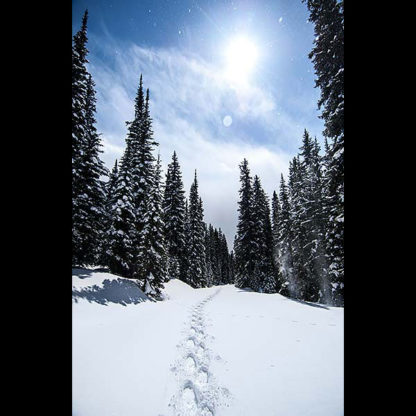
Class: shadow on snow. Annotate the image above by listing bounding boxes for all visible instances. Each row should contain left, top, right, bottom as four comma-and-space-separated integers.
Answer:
236, 286, 329, 309
72, 268, 148, 306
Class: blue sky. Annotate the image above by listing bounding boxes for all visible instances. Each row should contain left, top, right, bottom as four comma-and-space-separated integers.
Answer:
72, 0, 324, 246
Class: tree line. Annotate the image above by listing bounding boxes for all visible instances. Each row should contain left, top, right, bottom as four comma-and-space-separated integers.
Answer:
233, 0, 344, 306
72, 10, 234, 299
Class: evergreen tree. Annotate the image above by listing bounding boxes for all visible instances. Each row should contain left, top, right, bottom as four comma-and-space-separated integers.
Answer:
297, 130, 324, 302
72, 11, 107, 266
234, 159, 256, 289
211, 227, 221, 285
130, 86, 159, 281
277, 174, 294, 297
229, 250, 235, 284
140, 154, 167, 297
304, 0, 344, 140
288, 156, 308, 299
187, 172, 206, 288
251, 176, 275, 293
162, 151, 186, 280
322, 138, 344, 305
72, 10, 89, 192
72, 12, 89, 264
100, 159, 118, 267
271, 190, 283, 292
106, 148, 136, 277
304, 0, 344, 306
204, 224, 214, 287
182, 198, 191, 282
219, 230, 231, 284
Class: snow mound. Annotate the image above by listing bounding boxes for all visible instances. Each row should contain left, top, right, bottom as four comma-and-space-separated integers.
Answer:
72, 268, 149, 306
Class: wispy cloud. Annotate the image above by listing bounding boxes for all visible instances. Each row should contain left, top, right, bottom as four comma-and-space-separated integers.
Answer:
88, 35, 313, 245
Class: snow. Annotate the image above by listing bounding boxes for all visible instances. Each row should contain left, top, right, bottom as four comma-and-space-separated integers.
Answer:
73, 269, 343, 416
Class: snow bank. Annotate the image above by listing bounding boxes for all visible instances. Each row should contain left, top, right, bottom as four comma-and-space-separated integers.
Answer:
72, 268, 149, 306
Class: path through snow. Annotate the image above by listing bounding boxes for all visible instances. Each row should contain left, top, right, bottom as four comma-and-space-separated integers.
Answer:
73, 272, 343, 416
169, 288, 230, 416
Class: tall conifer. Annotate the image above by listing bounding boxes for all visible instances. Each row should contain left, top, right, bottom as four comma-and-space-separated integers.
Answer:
162, 151, 186, 280
234, 159, 255, 289
187, 172, 206, 288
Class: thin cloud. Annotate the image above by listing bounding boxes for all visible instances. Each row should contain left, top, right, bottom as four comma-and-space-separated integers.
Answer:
87, 36, 308, 244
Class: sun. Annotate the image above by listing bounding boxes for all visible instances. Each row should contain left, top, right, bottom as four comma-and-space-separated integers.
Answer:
224, 36, 259, 84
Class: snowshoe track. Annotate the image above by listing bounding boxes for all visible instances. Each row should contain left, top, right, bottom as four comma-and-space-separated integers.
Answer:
170, 289, 228, 416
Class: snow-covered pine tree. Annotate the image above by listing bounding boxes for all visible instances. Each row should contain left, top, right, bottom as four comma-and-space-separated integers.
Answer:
304, 0, 344, 141
229, 250, 235, 284
106, 148, 136, 277
72, 10, 90, 266
182, 198, 191, 281
140, 154, 167, 298
77, 74, 108, 265
162, 151, 186, 280
204, 224, 214, 287
219, 230, 232, 284
100, 159, 118, 267
72, 10, 89, 213
298, 130, 324, 302
126, 83, 159, 281
251, 175, 275, 293
322, 137, 344, 305
288, 156, 308, 299
277, 174, 294, 297
72, 10, 108, 266
211, 227, 221, 285
304, 0, 344, 306
234, 159, 256, 289
271, 190, 283, 292
187, 172, 206, 288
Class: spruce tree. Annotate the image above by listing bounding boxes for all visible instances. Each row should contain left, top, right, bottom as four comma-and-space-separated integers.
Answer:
219, 230, 231, 284
72, 10, 89, 191
130, 86, 159, 281
229, 250, 235, 284
72, 10, 90, 266
288, 156, 308, 299
304, 0, 344, 140
251, 175, 275, 293
140, 154, 167, 297
100, 159, 118, 267
323, 138, 344, 305
304, 0, 344, 306
277, 174, 294, 297
297, 130, 324, 302
187, 172, 206, 288
182, 198, 191, 282
162, 151, 186, 280
204, 224, 214, 287
271, 190, 283, 292
234, 159, 256, 289
106, 148, 136, 277
72, 11, 107, 266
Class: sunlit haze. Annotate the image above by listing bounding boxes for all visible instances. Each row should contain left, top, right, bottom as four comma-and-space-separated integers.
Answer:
72, 0, 325, 246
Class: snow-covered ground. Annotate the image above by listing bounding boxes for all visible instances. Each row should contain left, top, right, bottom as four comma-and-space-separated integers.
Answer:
73, 269, 343, 416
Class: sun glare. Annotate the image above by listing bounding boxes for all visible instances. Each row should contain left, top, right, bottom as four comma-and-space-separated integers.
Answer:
224, 36, 258, 84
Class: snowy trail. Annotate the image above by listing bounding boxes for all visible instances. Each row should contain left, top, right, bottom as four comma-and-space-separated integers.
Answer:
169, 288, 230, 416
73, 272, 343, 416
